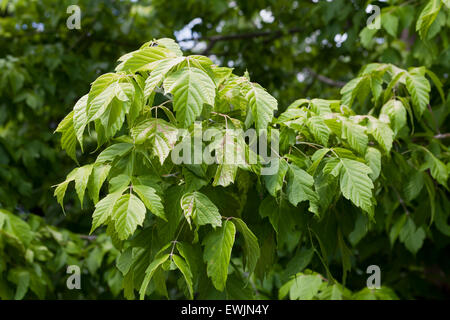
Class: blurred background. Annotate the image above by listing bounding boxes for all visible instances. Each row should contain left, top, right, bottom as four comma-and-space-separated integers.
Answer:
0, 0, 448, 299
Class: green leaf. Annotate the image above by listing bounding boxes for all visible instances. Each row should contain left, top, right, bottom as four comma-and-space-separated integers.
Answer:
172, 254, 194, 299
74, 164, 94, 207
380, 99, 407, 135
289, 274, 323, 300
88, 164, 111, 204
416, 0, 443, 39
91, 191, 123, 233
381, 11, 399, 37
131, 118, 178, 164
55, 111, 77, 162
139, 254, 170, 300
86, 73, 119, 121
339, 158, 374, 216
116, 247, 133, 275
399, 218, 426, 254
368, 118, 394, 153
53, 167, 80, 212
263, 158, 288, 197
286, 164, 319, 214
144, 57, 185, 98
163, 67, 216, 127
365, 147, 381, 180
404, 171, 425, 201
73, 94, 88, 150
307, 116, 330, 146
425, 150, 448, 188
341, 120, 368, 155
155, 38, 183, 57
133, 184, 166, 221
202, 220, 236, 291
245, 82, 278, 130
180, 192, 222, 227
112, 194, 146, 240
405, 68, 431, 117
116, 46, 175, 73
96, 143, 133, 163
340, 76, 370, 107
8, 269, 30, 300
232, 218, 260, 274
308, 148, 331, 176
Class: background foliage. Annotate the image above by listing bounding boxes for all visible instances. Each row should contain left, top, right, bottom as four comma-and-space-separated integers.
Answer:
0, 0, 449, 299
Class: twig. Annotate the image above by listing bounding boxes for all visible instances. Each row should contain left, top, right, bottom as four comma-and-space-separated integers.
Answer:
303, 68, 346, 88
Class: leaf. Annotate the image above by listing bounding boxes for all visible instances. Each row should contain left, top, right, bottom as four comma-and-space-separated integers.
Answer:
8, 269, 30, 300
88, 164, 111, 204
339, 158, 374, 216
404, 171, 425, 201
86, 73, 119, 121
131, 118, 178, 164
55, 111, 77, 162
163, 67, 216, 127
172, 254, 194, 299
112, 194, 147, 240
180, 192, 222, 227
341, 120, 368, 155
53, 167, 79, 212
210, 130, 247, 187
91, 191, 123, 233
359, 27, 378, 49
399, 218, 426, 254
96, 143, 133, 163
283, 248, 314, 281
416, 0, 443, 39
116, 46, 175, 73
425, 150, 448, 188
74, 164, 94, 207
232, 218, 260, 274
425, 69, 446, 103
202, 220, 236, 291
73, 94, 88, 150
368, 118, 394, 153
380, 99, 407, 135
54, 180, 70, 213
365, 147, 381, 180
144, 57, 185, 98
405, 68, 431, 117
308, 148, 331, 176
307, 116, 330, 146
116, 247, 133, 275
289, 274, 323, 300
156, 38, 183, 57
133, 184, 166, 221
340, 76, 370, 107
263, 158, 288, 197
381, 11, 399, 37
245, 83, 277, 131
286, 164, 319, 214
139, 254, 170, 300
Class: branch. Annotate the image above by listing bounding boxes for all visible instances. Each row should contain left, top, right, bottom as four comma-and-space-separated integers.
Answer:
191, 27, 303, 55
303, 67, 346, 88
79, 235, 97, 241
434, 133, 450, 139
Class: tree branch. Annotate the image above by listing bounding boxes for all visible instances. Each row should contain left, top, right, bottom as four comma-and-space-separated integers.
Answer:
434, 133, 450, 139
191, 27, 303, 55
303, 67, 346, 88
